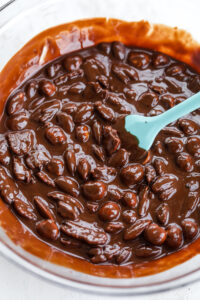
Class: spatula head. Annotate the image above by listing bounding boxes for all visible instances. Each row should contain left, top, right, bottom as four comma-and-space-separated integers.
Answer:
125, 114, 160, 151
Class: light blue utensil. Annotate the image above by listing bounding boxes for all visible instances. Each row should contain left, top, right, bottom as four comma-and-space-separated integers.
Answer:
125, 92, 200, 151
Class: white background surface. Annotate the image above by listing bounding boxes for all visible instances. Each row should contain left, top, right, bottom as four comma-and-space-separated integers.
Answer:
1, 0, 200, 299
0, 254, 197, 300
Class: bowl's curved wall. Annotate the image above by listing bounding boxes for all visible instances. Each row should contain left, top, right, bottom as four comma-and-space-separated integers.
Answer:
1, 0, 200, 295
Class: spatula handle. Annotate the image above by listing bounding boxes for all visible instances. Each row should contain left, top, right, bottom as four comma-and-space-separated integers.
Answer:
156, 91, 200, 128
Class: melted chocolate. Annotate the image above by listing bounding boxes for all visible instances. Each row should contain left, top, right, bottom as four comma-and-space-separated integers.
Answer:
0, 41, 200, 268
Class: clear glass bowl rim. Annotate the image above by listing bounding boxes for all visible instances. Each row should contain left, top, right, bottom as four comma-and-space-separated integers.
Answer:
0, 0, 200, 296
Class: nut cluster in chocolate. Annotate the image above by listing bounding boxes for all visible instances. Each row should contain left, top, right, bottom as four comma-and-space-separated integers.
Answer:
0, 41, 200, 265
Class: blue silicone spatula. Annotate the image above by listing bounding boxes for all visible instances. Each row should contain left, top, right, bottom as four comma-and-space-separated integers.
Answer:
125, 92, 200, 151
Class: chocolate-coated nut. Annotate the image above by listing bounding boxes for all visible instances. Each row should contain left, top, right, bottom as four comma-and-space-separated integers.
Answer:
108, 148, 129, 168
64, 150, 76, 176
77, 158, 91, 180
0, 137, 10, 166
31, 99, 61, 123
86, 202, 99, 213
162, 126, 183, 138
149, 84, 165, 95
188, 75, 200, 93
112, 63, 138, 83
0, 167, 19, 204
179, 119, 198, 136
46, 63, 61, 78
151, 174, 178, 201
62, 103, 77, 114
26, 81, 38, 98
124, 219, 151, 241
40, 80, 56, 96
160, 94, 174, 109
92, 145, 105, 162
98, 202, 121, 221
166, 63, 185, 77
104, 221, 124, 233
91, 166, 116, 182
36, 219, 59, 240
34, 196, 54, 219
164, 78, 183, 93
187, 136, 200, 157
138, 92, 159, 110
115, 248, 132, 265
95, 102, 115, 122
106, 93, 131, 113
7, 111, 29, 131
107, 186, 122, 201
135, 244, 162, 258
97, 42, 111, 54
36, 171, 55, 187
13, 157, 31, 182
25, 144, 51, 169
176, 153, 193, 172
55, 176, 79, 197
153, 158, 167, 176
82, 181, 107, 201
181, 218, 198, 240
166, 223, 183, 248
83, 57, 106, 81
61, 220, 108, 245
148, 106, 164, 117
57, 112, 75, 133
64, 55, 82, 72
144, 223, 167, 245
103, 126, 121, 155
145, 165, 156, 184
165, 137, 184, 153
45, 126, 67, 145
138, 186, 150, 217
122, 191, 138, 208
57, 200, 80, 220
153, 141, 163, 155
13, 198, 37, 220
48, 191, 84, 213
7, 130, 35, 155
47, 158, 64, 176
153, 53, 169, 67
75, 125, 90, 143
112, 42, 125, 60
128, 52, 150, 69
92, 120, 102, 145
122, 210, 137, 224
74, 104, 93, 123
156, 203, 169, 225
7, 92, 26, 115
120, 164, 144, 186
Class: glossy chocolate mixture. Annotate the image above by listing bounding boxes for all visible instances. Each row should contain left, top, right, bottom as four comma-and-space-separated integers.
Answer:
0, 42, 200, 266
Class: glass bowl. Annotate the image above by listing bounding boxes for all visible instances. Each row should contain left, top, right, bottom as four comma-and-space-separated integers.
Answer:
1, 0, 200, 296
